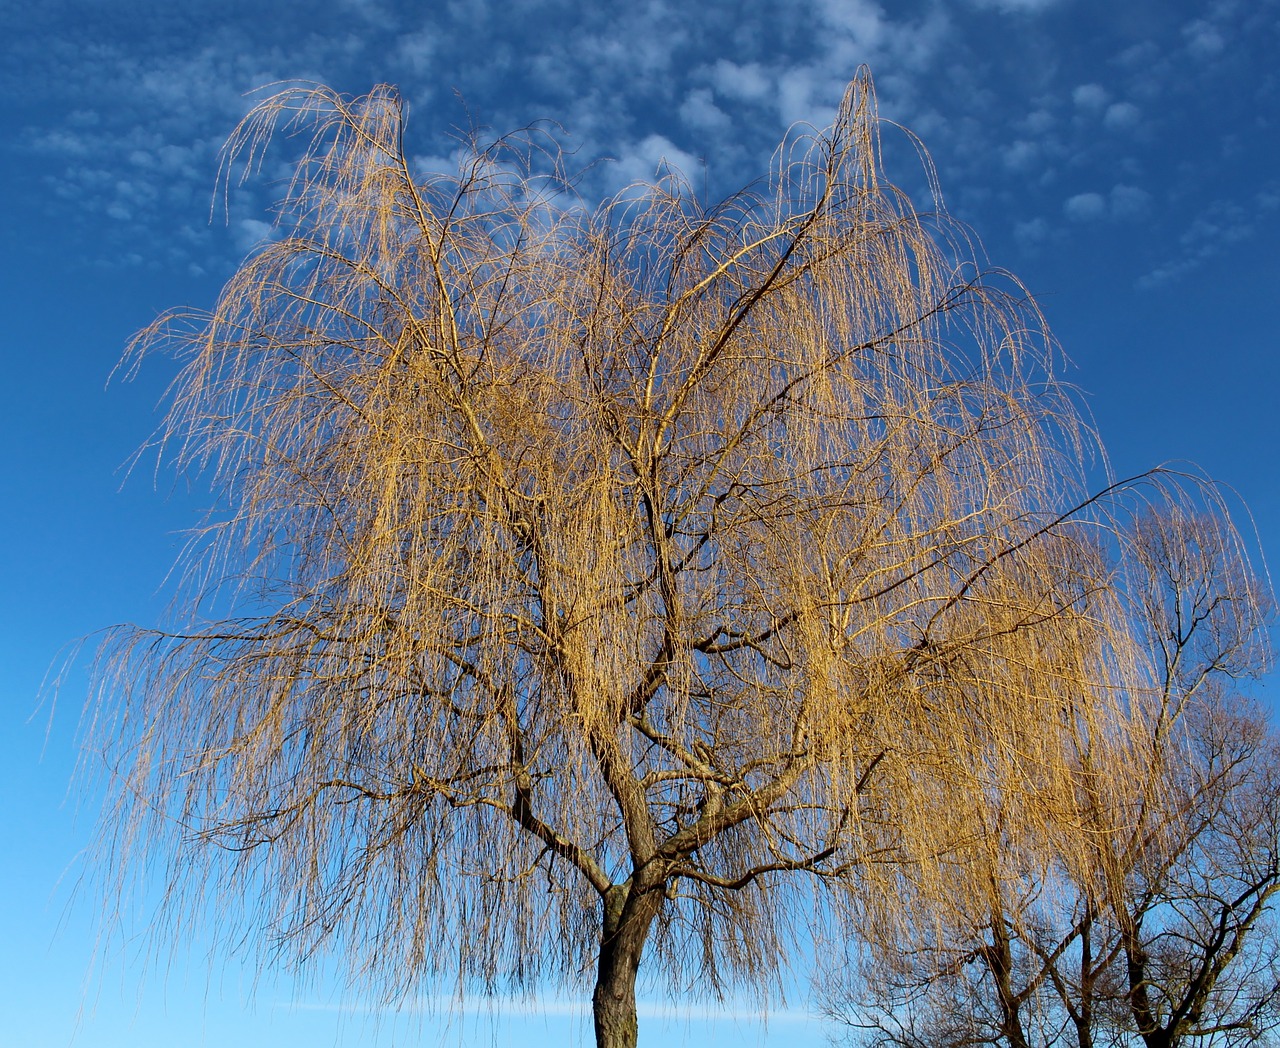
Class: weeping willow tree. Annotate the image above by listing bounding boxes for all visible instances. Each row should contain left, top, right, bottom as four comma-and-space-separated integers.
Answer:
88, 72, 1204, 1048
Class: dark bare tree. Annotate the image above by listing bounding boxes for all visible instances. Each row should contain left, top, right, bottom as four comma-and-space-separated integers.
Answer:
823, 510, 1277, 1048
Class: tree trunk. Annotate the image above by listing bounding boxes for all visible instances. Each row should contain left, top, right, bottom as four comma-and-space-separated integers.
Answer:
592, 883, 663, 1048
1124, 935, 1175, 1048
1074, 905, 1095, 1048
983, 922, 1032, 1048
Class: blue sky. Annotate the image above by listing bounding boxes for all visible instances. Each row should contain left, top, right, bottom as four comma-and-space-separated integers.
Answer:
2, 0, 1277, 1045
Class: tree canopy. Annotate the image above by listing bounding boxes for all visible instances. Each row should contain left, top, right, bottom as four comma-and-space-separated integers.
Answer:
87, 72, 1271, 1048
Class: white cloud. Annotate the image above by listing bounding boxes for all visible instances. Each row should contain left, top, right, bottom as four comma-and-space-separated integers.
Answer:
608, 134, 702, 193
1064, 192, 1106, 221
15, 0, 1266, 296
971, 0, 1063, 12
1103, 101, 1141, 130
394, 30, 436, 75
571, 4, 687, 80
1061, 184, 1149, 224
1183, 18, 1226, 58
1137, 187, 1277, 288
709, 60, 772, 103
1114, 40, 1161, 70
1109, 183, 1150, 219
815, 0, 887, 48
336, 0, 397, 23
1013, 216, 1050, 250
679, 88, 731, 133
292, 990, 817, 1024
29, 128, 96, 157
10, 25, 381, 267
759, 0, 952, 137
1002, 139, 1039, 172
233, 218, 275, 254
411, 151, 466, 178
1072, 83, 1110, 111
1175, 199, 1254, 249
777, 67, 822, 127
1020, 108, 1055, 135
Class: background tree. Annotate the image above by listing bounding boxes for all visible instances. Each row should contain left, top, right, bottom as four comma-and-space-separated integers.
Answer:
822, 509, 1278, 1048
87, 73, 1215, 1048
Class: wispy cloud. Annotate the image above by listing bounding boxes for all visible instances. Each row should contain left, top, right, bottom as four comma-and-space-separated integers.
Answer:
606, 134, 703, 196
9, 22, 353, 269
1108, 183, 1150, 218
8, 0, 1276, 286
708, 60, 773, 104
288, 990, 819, 1024
1072, 83, 1110, 112
678, 88, 733, 134
969, 0, 1064, 12
1063, 184, 1151, 224
1183, 18, 1227, 58
1138, 187, 1278, 289
1064, 192, 1107, 222
1102, 101, 1141, 131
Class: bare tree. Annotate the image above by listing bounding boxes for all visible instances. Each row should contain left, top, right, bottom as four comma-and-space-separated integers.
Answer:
87, 73, 1195, 1048
1093, 512, 1279, 1048
823, 510, 1277, 1048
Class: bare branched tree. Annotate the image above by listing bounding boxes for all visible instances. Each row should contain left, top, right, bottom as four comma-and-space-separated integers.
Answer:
86, 73, 1225, 1048
823, 509, 1277, 1048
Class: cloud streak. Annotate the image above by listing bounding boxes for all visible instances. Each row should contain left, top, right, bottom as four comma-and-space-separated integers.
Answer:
289, 990, 819, 1024
6, 0, 1276, 286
